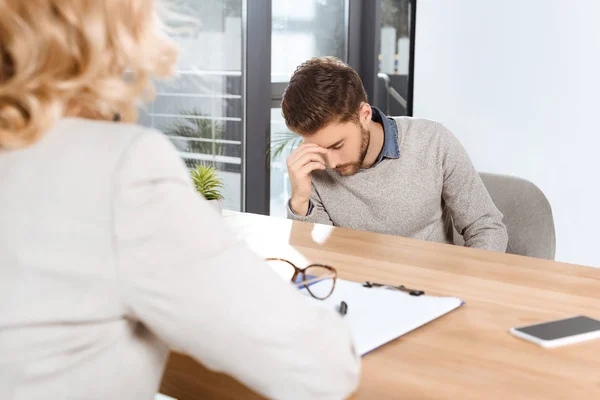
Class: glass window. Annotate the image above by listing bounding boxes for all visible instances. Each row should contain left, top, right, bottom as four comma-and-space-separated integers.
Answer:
272, 0, 347, 82
138, 0, 243, 211
378, 0, 411, 116
269, 0, 348, 217
269, 108, 301, 217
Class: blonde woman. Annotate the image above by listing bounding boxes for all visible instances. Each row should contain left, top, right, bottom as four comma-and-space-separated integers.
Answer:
0, 1, 359, 399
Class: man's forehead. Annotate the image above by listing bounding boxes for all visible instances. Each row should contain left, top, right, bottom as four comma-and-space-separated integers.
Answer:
301, 122, 354, 147
302, 135, 343, 149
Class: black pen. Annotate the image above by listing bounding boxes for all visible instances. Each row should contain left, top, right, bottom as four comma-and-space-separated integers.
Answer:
338, 301, 348, 316
363, 281, 425, 296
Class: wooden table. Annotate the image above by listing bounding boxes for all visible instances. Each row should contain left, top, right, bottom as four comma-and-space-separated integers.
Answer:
160, 212, 600, 399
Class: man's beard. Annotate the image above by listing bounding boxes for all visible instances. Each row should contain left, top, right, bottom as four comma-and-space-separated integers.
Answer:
335, 125, 370, 176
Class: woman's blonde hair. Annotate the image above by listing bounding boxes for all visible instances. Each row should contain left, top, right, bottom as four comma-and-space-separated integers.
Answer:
0, 0, 178, 149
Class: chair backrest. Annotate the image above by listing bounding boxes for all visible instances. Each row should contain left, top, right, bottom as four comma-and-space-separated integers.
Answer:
454, 173, 556, 260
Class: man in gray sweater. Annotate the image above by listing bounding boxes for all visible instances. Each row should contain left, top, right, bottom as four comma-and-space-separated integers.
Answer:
283, 57, 508, 252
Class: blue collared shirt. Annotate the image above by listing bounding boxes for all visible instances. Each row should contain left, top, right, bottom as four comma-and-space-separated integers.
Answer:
290, 106, 401, 216
369, 106, 400, 168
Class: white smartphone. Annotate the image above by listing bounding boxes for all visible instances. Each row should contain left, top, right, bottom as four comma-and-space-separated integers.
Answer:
510, 316, 600, 348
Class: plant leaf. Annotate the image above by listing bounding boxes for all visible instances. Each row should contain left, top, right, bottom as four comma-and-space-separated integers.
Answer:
190, 163, 224, 200
268, 131, 302, 159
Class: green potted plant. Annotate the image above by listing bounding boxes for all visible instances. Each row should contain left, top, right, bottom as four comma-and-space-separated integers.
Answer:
190, 163, 224, 212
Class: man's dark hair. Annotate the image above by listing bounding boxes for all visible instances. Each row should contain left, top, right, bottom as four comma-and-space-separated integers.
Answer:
281, 57, 368, 135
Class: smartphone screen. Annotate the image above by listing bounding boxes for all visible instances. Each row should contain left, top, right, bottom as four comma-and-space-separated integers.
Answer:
515, 316, 600, 341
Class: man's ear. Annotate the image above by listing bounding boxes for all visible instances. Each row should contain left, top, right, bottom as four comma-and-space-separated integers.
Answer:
358, 102, 372, 125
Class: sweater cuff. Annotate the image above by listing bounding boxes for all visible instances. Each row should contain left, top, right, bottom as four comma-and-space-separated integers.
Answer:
287, 199, 314, 217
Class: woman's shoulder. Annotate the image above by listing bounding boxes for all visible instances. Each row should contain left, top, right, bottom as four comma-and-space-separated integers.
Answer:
45, 118, 183, 178
54, 118, 163, 145
51, 118, 176, 159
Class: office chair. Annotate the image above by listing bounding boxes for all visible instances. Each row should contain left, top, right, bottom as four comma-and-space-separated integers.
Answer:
453, 173, 556, 260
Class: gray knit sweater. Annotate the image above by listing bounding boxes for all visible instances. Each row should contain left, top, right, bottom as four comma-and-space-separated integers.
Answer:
287, 117, 508, 253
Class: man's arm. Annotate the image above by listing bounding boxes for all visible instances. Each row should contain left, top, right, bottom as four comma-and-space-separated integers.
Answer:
286, 143, 334, 225
438, 123, 508, 252
287, 185, 333, 225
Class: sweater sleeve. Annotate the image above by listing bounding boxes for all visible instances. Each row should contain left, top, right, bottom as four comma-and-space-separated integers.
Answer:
287, 183, 334, 226
437, 123, 509, 252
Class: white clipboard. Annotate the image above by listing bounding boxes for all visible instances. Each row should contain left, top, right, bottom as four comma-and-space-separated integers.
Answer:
303, 279, 464, 355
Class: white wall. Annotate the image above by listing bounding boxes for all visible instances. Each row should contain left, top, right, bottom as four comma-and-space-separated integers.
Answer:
413, 0, 600, 267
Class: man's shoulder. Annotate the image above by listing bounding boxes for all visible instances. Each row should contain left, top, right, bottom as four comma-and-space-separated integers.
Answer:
390, 116, 445, 138
387, 117, 468, 171
390, 116, 440, 127
389, 116, 454, 148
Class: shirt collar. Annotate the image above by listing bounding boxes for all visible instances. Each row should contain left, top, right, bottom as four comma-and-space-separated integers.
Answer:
371, 106, 400, 167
